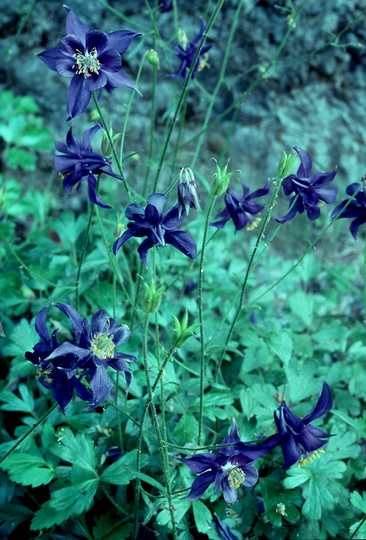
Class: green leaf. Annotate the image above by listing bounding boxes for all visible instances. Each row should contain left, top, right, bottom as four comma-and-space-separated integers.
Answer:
173, 413, 198, 446
6, 147, 36, 171
268, 331, 293, 365
0, 384, 34, 413
50, 428, 96, 472
288, 290, 314, 327
31, 479, 99, 530
156, 499, 191, 528
192, 500, 212, 533
1, 453, 54, 487
350, 517, 366, 539
101, 450, 148, 486
351, 491, 366, 513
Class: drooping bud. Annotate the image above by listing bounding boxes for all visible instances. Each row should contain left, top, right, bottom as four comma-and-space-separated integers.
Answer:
210, 162, 233, 197
147, 49, 160, 68
177, 166, 201, 217
277, 151, 297, 180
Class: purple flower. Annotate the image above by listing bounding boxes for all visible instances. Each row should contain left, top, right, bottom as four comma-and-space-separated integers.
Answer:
276, 147, 337, 223
171, 20, 211, 79
210, 182, 270, 231
181, 424, 268, 503
46, 304, 136, 409
25, 307, 92, 413
267, 382, 333, 469
54, 125, 121, 208
158, 0, 173, 12
331, 182, 366, 238
113, 193, 197, 264
38, 7, 141, 119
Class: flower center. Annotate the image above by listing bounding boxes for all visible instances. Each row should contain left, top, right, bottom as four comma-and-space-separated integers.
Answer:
37, 365, 53, 383
298, 448, 325, 467
90, 332, 115, 359
228, 466, 246, 489
73, 48, 101, 78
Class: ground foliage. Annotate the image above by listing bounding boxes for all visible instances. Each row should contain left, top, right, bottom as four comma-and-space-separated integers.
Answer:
0, 1, 366, 539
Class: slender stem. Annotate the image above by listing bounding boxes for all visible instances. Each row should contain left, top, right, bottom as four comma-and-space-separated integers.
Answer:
133, 315, 177, 539
92, 93, 132, 202
75, 201, 95, 311
198, 194, 217, 445
191, 0, 244, 169
143, 63, 158, 197
364, 237, 366, 321
168, 91, 188, 181
215, 178, 282, 380
152, 0, 225, 189
0, 403, 58, 465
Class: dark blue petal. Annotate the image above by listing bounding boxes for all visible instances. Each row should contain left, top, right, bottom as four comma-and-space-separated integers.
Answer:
181, 453, 217, 473
221, 476, 239, 503
46, 342, 90, 361
350, 215, 366, 239
55, 303, 84, 337
38, 47, 65, 72
90, 309, 110, 334
35, 307, 50, 342
302, 382, 333, 423
86, 173, 111, 208
294, 147, 312, 177
67, 76, 92, 120
113, 229, 136, 254
104, 69, 137, 90
147, 193, 166, 214
65, 7, 89, 42
215, 516, 240, 540
106, 30, 142, 54
165, 230, 197, 259
281, 434, 301, 469
88, 365, 113, 407
138, 238, 155, 264
186, 470, 216, 500
85, 30, 108, 53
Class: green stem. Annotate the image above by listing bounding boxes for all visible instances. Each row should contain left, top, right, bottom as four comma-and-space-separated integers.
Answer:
214, 178, 282, 380
92, 93, 132, 202
133, 315, 177, 539
152, 0, 225, 189
191, 0, 244, 169
143, 63, 158, 197
198, 194, 217, 445
75, 201, 95, 311
0, 403, 58, 465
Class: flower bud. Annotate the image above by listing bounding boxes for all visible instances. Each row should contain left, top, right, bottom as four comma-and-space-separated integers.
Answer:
147, 49, 160, 68
210, 162, 233, 197
178, 166, 201, 216
172, 310, 199, 348
101, 131, 121, 157
144, 281, 165, 314
277, 151, 297, 180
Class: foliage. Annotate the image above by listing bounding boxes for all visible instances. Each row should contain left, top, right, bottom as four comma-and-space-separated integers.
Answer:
0, 1, 365, 539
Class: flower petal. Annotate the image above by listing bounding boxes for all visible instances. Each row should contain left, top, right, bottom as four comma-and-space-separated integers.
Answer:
181, 453, 217, 473
165, 230, 197, 259
65, 7, 89, 43
302, 382, 333, 423
294, 147, 312, 177
107, 30, 141, 54
186, 470, 216, 500
67, 76, 92, 120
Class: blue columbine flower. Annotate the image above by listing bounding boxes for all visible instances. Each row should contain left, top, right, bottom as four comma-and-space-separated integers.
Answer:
46, 304, 136, 409
38, 7, 141, 119
276, 147, 337, 223
331, 182, 366, 238
181, 424, 268, 503
267, 382, 333, 469
54, 125, 122, 208
211, 182, 270, 231
25, 307, 92, 413
113, 193, 197, 264
171, 20, 211, 79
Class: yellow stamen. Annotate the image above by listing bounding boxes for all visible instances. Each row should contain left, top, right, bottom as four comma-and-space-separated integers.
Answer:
298, 448, 325, 467
73, 48, 101, 78
90, 332, 115, 360
228, 467, 245, 489
246, 216, 262, 231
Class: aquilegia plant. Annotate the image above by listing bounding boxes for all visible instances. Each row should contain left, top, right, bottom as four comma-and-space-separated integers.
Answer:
2, 3, 364, 539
